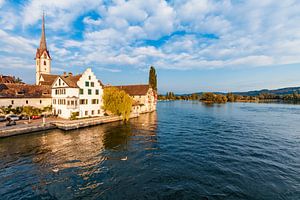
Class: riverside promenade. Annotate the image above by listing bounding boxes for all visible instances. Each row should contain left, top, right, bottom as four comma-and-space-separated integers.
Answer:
0, 114, 139, 138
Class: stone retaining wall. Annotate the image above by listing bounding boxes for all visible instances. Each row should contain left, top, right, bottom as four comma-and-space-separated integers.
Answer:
0, 114, 139, 138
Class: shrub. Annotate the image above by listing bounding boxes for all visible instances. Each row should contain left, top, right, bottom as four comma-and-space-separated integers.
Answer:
70, 112, 79, 120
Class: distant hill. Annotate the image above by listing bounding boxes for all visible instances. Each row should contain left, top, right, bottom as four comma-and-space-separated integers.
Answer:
176, 86, 300, 97
233, 87, 300, 96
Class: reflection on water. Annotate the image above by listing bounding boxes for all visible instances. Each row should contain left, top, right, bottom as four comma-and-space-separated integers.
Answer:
0, 112, 158, 199
1, 102, 300, 200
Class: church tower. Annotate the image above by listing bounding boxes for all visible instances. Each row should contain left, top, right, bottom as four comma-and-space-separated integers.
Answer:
35, 13, 51, 85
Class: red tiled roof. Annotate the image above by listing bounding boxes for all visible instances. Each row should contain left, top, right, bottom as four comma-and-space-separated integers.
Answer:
111, 84, 151, 96
59, 74, 82, 88
35, 49, 51, 59
0, 75, 24, 84
0, 76, 14, 84
0, 83, 51, 98
39, 74, 58, 86
98, 80, 104, 87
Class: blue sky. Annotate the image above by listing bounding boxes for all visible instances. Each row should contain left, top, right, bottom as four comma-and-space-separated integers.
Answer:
1, 0, 300, 94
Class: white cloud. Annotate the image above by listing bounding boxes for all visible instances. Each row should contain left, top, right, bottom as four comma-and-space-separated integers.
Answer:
83, 16, 102, 26
0, 56, 33, 70
107, 0, 148, 23
0, 0, 4, 8
22, 0, 103, 30
0, 30, 36, 54
1, 0, 300, 77
142, 0, 175, 39
96, 67, 121, 73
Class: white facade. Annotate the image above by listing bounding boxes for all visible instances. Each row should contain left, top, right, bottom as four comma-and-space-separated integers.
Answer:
132, 88, 157, 113
0, 98, 51, 109
51, 68, 103, 119
36, 52, 51, 85
76, 69, 103, 118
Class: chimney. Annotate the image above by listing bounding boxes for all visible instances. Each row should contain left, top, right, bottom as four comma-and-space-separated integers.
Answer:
68, 72, 73, 76
63, 72, 67, 76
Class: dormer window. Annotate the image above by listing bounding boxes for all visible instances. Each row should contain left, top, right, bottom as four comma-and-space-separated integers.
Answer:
44, 53, 47, 58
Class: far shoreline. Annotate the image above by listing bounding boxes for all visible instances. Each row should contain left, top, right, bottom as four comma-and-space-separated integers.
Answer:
158, 99, 300, 105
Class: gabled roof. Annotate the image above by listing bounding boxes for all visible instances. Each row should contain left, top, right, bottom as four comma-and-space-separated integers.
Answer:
60, 74, 82, 88
111, 84, 151, 96
0, 83, 51, 98
35, 49, 51, 59
53, 74, 82, 88
98, 80, 104, 87
39, 74, 58, 86
0, 75, 17, 84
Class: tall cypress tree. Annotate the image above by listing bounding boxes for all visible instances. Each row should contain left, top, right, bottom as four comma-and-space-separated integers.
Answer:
149, 66, 157, 91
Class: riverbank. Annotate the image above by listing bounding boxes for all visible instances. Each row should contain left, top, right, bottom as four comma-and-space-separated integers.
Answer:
0, 114, 140, 138
160, 99, 300, 104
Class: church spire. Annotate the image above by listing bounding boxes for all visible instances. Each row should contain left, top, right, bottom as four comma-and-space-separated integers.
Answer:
35, 12, 52, 85
39, 12, 47, 51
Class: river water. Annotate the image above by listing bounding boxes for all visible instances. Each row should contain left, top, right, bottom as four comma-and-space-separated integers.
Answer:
0, 101, 300, 199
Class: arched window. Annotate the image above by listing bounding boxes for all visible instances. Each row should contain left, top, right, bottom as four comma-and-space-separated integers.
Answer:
44, 61, 46, 65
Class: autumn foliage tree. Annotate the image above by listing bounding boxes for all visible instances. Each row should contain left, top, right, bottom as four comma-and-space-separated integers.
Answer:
201, 92, 227, 103
102, 87, 133, 121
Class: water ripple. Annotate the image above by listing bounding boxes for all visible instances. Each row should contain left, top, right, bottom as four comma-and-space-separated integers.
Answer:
0, 102, 300, 199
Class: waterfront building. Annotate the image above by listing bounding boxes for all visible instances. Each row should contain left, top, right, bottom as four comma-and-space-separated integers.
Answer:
0, 84, 51, 108
0, 14, 156, 117
51, 68, 104, 119
0, 14, 53, 109
113, 85, 157, 114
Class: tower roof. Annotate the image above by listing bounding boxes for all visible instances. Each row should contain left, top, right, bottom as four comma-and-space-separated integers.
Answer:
106, 84, 151, 96
39, 13, 47, 51
35, 13, 51, 59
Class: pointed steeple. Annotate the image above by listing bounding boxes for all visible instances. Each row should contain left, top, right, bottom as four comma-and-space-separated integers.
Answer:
35, 12, 52, 85
39, 12, 47, 51
35, 12, 51, 59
